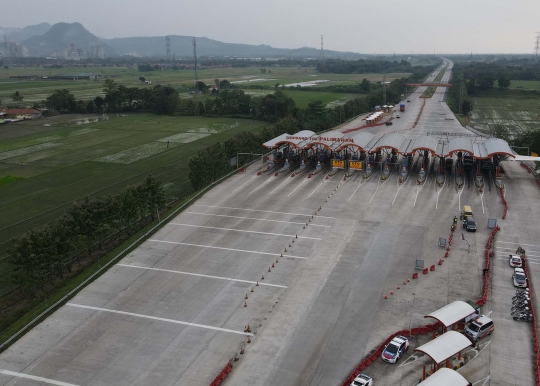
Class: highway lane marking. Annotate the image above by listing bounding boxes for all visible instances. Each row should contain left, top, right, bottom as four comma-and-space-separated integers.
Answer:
368, 183, 380, 204
194, 204, 336, 219
169, 223, 322, 240
496, 257, 540, 264
496, 241, 540, 248
348, 181, 364, 202
496, 247, 540, 257
269, 175, 293, 195
117, 264, 287, 288
186, 212, 330, 227
248, 175, 275, 194
232, 175, 257, 193
435, 175, 445, 209
307, 173, 331, 198
0, 369, 80, 386
66, 303, 254, 336
148, 239, 309, 259
287, 176, 310, 196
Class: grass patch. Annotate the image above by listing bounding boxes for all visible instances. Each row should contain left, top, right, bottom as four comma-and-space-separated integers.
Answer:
0, 176, 23, 186
0, 113, 270, 296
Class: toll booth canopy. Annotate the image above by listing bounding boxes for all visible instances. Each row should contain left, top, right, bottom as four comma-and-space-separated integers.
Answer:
419, 368, 469, 386
414, 331, 472, 364
424, 300, 476, 330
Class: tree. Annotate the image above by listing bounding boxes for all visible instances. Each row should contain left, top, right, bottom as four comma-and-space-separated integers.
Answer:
498, 75, 511, 88
103, 79, 117, 94
359, 78, 371, 92
491, 124, 510, 142
214, 78, 220, 87
196, 81, 207, 93
219, 79, 231, 90
11, 91, 24, 103
139, 76, 146, 83
94, 96, 104, 112
478, 76, 495, 89
45, 89, 77, 112
466, 79, 477, 95
274, 83, 280, 89
150, 85, 179, 115
86, 100, 97, 114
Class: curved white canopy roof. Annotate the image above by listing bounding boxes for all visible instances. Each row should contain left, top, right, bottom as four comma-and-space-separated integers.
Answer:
414, 331, 471, 364
335, 132, 376, 152
447, 137, 474, 155
419, 368, 469, 386
304, 130, 346, 150
425, 300, 476, 327
262, 130, 315, 149
371, 133, 406, 153
410, 136, 440, 155
483, 137, 514, 158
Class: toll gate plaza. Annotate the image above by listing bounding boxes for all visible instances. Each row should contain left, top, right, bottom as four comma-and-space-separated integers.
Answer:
0, 60, 539, 386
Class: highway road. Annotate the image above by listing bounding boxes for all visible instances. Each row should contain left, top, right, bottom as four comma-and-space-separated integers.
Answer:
0, 60, 538, 386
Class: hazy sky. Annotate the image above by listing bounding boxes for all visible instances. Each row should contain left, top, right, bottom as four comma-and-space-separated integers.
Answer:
5, 0, 540, 54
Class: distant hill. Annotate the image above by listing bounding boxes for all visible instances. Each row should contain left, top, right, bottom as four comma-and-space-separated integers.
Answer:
22, 22, 116, 57
10, 23, 51, 41
105, 35, 361, 59
15, 22, 359, 59
0, 26, 21, 37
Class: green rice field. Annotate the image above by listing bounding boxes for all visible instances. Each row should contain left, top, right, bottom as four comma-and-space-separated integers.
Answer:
0, 66, 410, 106
0, 113, 270, 295
468, 89, 540, 136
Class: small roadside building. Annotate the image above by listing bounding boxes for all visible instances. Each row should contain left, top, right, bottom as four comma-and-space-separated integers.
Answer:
5, 108, 43, 120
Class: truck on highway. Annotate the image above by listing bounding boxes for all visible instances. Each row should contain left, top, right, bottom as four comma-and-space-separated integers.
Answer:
399, 103, 405, 112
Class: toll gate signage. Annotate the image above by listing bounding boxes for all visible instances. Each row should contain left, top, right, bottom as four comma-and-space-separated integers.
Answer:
332, 159, 345, 169
349, 161, 363, 170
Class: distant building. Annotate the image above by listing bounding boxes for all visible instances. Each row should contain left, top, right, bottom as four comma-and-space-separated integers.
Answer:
91, 45, 105, 59
5, 108, 43, 119
5, 42, 24, 58
64, 42, 87, 61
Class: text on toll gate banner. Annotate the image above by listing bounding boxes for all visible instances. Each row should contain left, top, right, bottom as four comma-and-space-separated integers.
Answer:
332, 159, 345, 169
285, 136, 354, 143
349, 161, 363, 170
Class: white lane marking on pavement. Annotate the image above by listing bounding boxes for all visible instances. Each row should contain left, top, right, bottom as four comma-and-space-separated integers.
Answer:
249, 175, 275, 194
67, 303, 254, 336
232, 175, 257, 193
117, 264, 287, 288
479, 190, 485, 213
148, 239, 309, 259
0, 369, 79, 386
496, 241, 540, 248
169, 223, 322, 240
308, 179, 324, 198
288, 177, 310, 196
472, 376, 490, 386
496, 257, 540, 264
368, 183, 380, 204
186, 212, 330, 227
413, 185, 421, 207
496, 247, 540, 257
435, 178, 445, 210
269, 175, 293, 195
348, 181, 364, 202
194, 205, 336, 219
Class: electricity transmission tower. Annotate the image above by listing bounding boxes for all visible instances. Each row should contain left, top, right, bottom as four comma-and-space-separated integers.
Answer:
458, 80, 463, 114
193, 37, 198, 97
165, 36, 171, 62
535, 32, 540, 59
320, 35, 324, 60
383, 74, 387, 105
